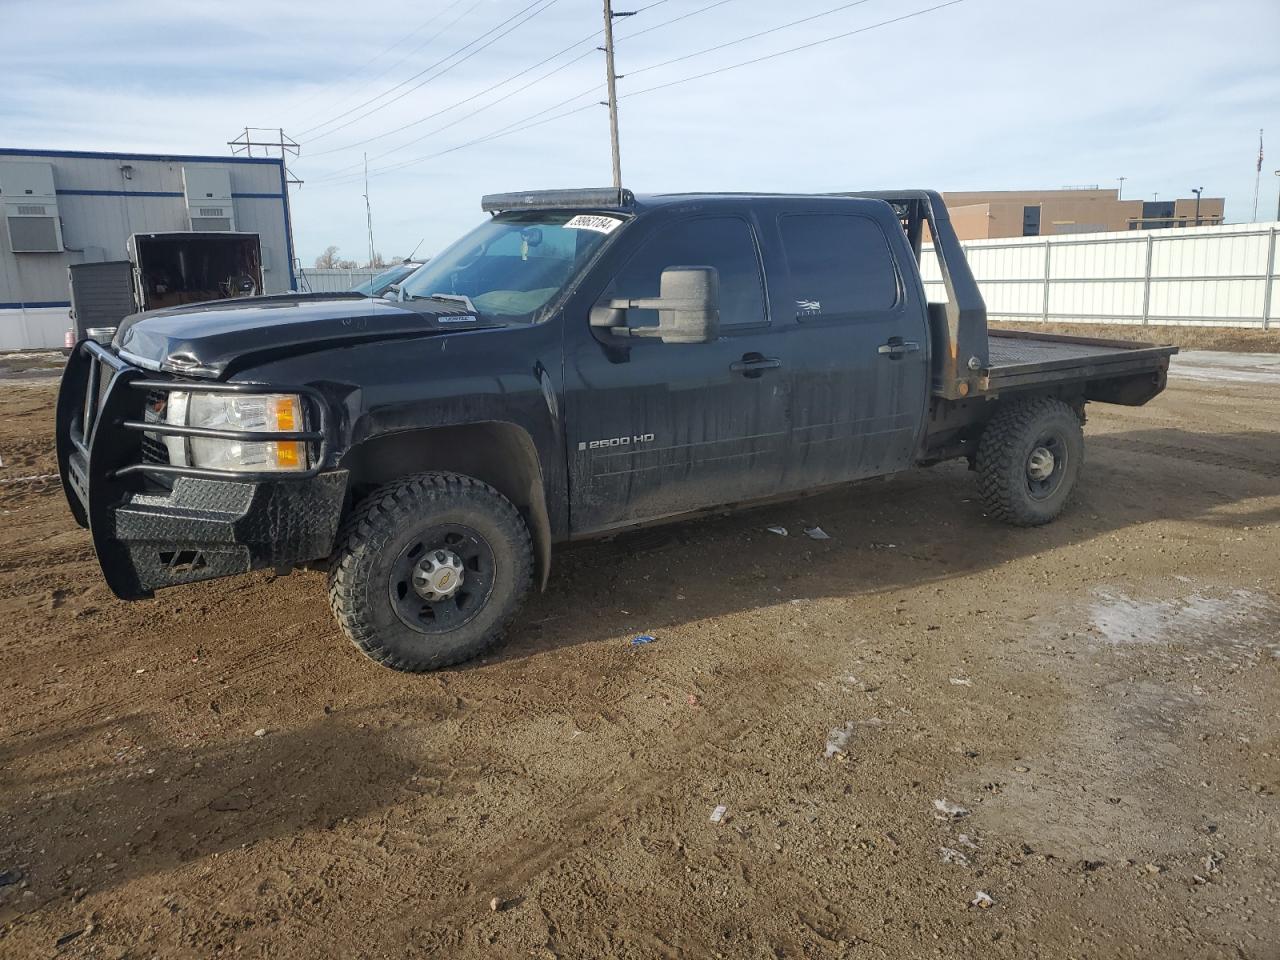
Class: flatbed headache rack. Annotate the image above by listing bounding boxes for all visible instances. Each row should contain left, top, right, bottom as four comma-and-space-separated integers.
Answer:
845, 190, 1176, 402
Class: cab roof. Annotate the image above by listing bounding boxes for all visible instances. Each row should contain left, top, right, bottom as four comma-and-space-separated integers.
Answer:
479, 187, 938, 215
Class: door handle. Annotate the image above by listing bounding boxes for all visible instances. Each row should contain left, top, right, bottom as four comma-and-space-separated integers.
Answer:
730, 355, 782, 377
878, 339, 920, 358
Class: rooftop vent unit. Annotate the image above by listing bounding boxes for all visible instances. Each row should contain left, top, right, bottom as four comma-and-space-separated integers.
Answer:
0, 161, 63, 253
182, 166, 235, 232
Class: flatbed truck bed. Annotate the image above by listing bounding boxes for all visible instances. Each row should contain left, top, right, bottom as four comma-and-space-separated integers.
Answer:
983, 329, 1177, 393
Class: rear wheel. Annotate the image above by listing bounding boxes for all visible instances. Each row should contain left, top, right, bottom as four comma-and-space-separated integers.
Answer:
976, 397, 1084, 526
328, 473, 533, 671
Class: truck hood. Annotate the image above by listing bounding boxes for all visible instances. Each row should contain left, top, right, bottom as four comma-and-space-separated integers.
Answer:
114, 293, 500, 377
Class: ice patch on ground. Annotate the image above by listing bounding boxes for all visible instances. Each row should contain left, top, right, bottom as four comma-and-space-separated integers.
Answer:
1171, 352, 1280, 386
1088, 587, 1279, 658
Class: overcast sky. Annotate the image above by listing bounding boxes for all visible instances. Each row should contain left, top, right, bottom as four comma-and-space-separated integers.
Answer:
3, 0, 1278, 264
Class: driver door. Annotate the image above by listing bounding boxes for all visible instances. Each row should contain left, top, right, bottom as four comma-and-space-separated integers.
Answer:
564, 212, 791, 534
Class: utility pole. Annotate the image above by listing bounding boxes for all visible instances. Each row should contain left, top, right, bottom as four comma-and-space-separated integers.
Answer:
601, 1, 634, 200
1116, 176, 1126, 200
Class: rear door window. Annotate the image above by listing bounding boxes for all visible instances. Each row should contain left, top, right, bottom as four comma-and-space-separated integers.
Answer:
610, 216, 768, 329
778, 214, 899, 321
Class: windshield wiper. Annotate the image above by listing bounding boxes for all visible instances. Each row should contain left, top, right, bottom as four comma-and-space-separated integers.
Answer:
423, 292, 477, 312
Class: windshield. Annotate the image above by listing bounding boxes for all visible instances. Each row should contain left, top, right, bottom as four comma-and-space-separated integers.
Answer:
350, 262, 418, 297
397, 211, 623, 323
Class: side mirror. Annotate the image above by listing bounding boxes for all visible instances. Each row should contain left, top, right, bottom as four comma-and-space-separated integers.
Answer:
591, 266, 720, 344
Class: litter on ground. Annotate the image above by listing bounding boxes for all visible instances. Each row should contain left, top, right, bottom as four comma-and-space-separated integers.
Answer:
933, 798, 970, 819
631, 634, 657, 645
766, 526, 788, 536
824, 721, 857, 758
709, 804, 728, 823
804, 526, 831, 540
970, 891, 994, 909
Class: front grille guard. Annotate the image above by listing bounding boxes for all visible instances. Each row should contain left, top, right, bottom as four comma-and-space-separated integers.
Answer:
68, 340, 331, 484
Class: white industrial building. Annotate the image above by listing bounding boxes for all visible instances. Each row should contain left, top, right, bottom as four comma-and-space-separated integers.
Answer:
0, 148, 296, 350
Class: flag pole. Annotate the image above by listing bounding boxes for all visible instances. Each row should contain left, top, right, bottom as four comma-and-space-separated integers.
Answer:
1254, 129, 1264, 221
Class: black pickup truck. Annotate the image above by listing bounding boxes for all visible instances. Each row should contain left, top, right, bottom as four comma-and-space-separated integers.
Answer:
57, 189, 1176, 671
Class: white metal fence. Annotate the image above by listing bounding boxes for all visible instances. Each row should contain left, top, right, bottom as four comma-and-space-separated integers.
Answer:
296, 267, 384, 293
920, 221, 1279, 329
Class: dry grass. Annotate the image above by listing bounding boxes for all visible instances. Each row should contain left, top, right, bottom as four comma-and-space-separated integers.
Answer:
990, 321, 1280, 354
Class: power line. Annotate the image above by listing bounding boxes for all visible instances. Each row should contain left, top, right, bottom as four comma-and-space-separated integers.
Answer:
280, 0, 474, 120
308, 0, 735, 177
298, 0, 561, 142
625, 0, 877, 80
624, 0, 966, 96
310, 0, 965, 189
307, 31, 601, 159
291, 0, 479, 127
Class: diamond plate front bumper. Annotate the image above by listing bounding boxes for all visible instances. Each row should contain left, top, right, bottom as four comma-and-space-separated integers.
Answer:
56, 340, 348, 600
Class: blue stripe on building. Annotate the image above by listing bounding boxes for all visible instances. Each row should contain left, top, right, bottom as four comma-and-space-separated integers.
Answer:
0, 301, 72, 309
52, 189, 284, 199
56, 189, 184, 198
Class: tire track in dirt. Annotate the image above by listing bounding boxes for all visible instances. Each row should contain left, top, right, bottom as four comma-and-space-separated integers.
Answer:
1091, 435, 1280, 479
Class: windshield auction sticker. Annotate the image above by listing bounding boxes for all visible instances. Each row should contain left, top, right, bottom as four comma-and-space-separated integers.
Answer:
563, 214, 623, 234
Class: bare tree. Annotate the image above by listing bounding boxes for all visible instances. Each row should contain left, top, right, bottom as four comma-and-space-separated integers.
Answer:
363, 252, 389, 269
314, 245, 340, 269
314, 246, 358, 270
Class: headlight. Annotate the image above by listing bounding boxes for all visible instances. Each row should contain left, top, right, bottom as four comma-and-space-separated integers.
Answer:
164, 391, 308, 472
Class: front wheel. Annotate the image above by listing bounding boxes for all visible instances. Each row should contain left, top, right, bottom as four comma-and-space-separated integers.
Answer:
328, 473, 533, 671
976, 397, 1084, 526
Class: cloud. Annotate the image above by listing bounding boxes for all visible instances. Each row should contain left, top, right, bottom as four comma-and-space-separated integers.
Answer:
2, 0, 1277, 262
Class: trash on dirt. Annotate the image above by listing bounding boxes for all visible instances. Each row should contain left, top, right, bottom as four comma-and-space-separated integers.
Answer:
0, 869, 21, 887
709, 804, 728, 824
957, 834, 979, 849
869, 542, 898, 549
804, 526, 831, 540
489, 895, 508, 912
970, 891, 994, 909
933, 798, 970, 820
55, 927, 87, 947
253, 728, 267, 737
631, 634, 657, 645
824, 722, 857, 759
766, 526, 788, 536
949, 677, 973, 686
209, 793, 253, 812
940, 847, 970, 867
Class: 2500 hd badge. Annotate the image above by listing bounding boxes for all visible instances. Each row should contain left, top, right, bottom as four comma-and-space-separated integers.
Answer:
578, 433, 656, 451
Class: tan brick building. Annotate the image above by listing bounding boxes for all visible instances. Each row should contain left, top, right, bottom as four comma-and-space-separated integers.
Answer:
941, 188, 1225, 240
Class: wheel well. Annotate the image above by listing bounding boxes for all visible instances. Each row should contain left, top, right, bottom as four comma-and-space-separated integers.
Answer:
340, 422, 552, 589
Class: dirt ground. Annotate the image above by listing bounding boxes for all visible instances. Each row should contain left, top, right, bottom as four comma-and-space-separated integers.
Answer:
1, 360, 1277, 959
